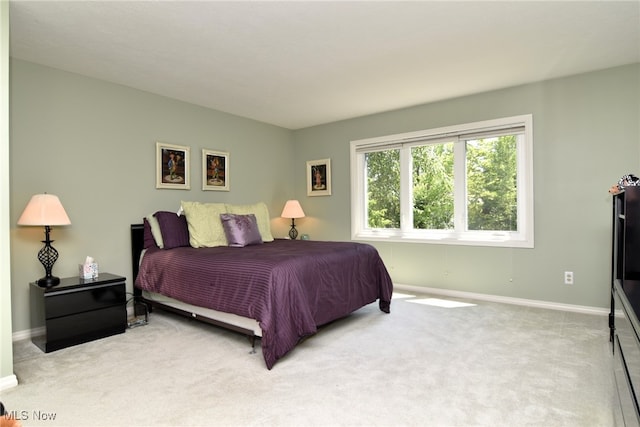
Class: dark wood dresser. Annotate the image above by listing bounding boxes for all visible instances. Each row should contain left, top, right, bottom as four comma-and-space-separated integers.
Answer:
611, 187, 640, 426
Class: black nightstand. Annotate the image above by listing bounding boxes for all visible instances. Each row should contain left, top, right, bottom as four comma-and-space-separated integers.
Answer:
30, 273, 127, 352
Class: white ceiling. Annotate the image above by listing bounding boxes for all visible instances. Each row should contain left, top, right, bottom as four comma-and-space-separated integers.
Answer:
8, 1, 640, 130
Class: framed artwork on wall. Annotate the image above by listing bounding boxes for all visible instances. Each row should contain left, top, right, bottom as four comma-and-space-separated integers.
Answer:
202, 149, 230, 191
156, 142, 190, 190
307, 158, 331, 196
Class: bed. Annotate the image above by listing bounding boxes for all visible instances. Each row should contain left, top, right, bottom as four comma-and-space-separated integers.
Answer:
130, 205, 393, 369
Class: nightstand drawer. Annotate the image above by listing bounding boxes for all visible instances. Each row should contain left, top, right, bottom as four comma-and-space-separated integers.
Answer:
46, 306, 126, 346
45, 282, 125, 319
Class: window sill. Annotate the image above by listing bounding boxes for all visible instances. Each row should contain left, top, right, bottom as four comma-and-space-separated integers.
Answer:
352, 231, 533, 248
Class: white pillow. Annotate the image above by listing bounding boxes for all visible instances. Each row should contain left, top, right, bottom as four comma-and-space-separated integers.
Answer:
146, 213, 164, 249
180, 201, 228, 248
225, 202, 274, 242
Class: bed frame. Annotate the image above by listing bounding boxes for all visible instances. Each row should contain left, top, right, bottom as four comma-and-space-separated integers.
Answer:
130, 224, 260, 350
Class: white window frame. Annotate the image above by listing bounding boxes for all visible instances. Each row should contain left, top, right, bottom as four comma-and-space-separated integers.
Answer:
350, 114, 534, 248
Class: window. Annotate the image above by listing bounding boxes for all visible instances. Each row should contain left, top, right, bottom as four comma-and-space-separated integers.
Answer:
350, 115, 533, 248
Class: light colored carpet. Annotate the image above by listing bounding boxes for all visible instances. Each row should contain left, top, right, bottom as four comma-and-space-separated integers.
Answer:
1, 292, 615, 427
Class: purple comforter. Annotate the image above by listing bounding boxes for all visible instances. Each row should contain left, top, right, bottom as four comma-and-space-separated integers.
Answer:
135, 239, 393, 369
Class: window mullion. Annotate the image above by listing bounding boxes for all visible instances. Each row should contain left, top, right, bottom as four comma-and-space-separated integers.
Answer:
453, 139, 466, 232
399, 146, 412, 232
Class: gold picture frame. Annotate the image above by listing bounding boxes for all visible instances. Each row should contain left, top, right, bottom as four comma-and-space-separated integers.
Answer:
156, 142, 190, 190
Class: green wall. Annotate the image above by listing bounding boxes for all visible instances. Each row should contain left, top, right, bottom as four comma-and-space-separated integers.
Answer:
9, 59, 295, 334
7, 58, 640, 341
292, 63, 640, 308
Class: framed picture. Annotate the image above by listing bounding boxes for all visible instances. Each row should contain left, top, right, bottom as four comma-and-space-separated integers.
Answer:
307, 158, 331, 196
156, 142, 190, 190
202, 149, 230, 191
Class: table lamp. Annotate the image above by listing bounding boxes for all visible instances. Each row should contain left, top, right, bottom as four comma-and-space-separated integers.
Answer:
18, 194, 71, 287
281, 200, 305, 240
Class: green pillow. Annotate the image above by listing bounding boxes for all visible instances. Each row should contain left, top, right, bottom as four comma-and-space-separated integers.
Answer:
181, 201, 228, 248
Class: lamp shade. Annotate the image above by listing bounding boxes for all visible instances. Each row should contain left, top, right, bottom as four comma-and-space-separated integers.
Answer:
281, 200, 305, 219
18, 194, 71, 226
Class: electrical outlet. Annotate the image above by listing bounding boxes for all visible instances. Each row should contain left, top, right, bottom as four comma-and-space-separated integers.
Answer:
564, 271, 574, 285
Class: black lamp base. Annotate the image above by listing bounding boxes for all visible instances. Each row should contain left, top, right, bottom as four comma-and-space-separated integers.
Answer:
288, 218, 299, 240
288, 227, 299, 240
36, 225, 61, 288
37, 275, 60, 288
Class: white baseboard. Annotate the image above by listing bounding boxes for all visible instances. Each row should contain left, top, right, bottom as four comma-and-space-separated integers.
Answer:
394, 283, 609, 316
12, 326, 44, 342
0, 374, 18, 391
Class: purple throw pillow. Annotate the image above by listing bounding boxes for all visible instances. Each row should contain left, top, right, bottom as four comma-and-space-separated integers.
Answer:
154, 211, 190, 249
220, 213, 263, 247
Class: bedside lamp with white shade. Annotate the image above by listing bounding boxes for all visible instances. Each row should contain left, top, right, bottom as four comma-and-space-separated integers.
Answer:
18, 193, 71, 288
281, 200, 305, 240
